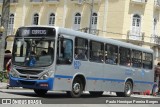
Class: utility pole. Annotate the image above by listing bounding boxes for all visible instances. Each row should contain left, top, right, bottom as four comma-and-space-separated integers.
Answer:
89, 0, 94, 34
0, 0, 10, 71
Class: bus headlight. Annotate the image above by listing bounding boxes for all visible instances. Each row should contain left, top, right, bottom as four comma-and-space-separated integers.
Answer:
10, 70, 19, 78
40, 71, 54, 80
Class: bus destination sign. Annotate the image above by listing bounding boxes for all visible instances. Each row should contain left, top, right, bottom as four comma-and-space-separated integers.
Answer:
16, 27, 56, 37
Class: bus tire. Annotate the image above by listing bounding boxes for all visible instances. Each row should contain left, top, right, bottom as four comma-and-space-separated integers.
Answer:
34, 89, 48, 96
69, 77, 83, 98
89, 91, 103, 97
116, 81, 133, 97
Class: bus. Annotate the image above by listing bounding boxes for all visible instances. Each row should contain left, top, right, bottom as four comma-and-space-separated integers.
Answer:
9, 26, 154, 97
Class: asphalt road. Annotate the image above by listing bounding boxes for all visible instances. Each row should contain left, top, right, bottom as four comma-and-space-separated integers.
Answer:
0, 89, 160, 105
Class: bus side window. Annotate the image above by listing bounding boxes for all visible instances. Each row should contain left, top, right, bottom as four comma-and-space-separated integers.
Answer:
57, 38, 73, 64
132, 50, 142, 68
105, 44, 118, 65
90, 41, 104, 63
75, 37, 88, 60
119, 47, 131, 66
143, 52, 153, 69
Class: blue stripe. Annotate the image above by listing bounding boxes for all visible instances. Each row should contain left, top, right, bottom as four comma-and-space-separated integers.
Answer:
55, 75, 73, 79
134, 81, 153, 84
86, 77, 125, 82
54, 75, 153, 85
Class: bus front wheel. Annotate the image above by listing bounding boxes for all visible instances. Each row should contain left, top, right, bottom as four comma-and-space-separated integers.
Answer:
34, 89, 48, 96
68, 78, 83, 98
116, 81, 133, 97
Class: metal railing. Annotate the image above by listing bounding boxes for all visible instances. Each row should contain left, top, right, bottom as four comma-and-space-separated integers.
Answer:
127, 30, 144, 41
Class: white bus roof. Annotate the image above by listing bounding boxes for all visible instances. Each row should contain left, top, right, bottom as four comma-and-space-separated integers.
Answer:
20, 26, 153, 53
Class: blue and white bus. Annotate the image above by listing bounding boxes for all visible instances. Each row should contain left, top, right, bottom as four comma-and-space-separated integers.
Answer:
9, 26, 154, 97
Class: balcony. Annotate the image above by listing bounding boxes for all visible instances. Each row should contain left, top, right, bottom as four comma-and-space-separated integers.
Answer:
150, 35, 160, 45
130, 0, 147, 5
127, 30, 144, 42
154, 0, 160, 10
45, 0, 60, 4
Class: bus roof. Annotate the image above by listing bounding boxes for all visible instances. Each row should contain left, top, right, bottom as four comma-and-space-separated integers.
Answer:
20, 25, 153, 53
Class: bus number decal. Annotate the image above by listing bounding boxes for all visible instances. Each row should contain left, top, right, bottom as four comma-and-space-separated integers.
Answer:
125, 69, 133, 76
74, 61, 81, 69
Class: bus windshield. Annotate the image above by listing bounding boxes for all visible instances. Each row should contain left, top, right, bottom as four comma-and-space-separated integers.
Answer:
12, 38, 55, 67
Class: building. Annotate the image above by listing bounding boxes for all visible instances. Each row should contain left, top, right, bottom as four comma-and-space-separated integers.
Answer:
0, 0, 160, 63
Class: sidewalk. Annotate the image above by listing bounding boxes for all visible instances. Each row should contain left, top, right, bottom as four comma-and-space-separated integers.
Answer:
0, 82, 7, 89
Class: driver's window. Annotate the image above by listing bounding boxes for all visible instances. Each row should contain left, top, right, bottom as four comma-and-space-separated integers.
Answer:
57, 38, 73, 64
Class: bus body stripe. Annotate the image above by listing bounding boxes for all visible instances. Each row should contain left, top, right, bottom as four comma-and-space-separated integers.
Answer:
54, 75, 153, 85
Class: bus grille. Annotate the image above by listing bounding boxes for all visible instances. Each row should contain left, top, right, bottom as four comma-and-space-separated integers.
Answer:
19, 80, 36, 85
20, 76, 39, 79
16, 69, 42, 75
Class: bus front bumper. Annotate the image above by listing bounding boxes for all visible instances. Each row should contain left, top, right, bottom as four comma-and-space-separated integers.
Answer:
9, 75, 54, 90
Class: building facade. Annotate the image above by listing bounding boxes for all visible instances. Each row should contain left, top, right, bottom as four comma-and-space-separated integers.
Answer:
0, 0, 160, 63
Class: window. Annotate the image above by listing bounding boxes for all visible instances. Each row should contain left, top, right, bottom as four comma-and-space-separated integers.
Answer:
33, 13, 39, 25
143, 53, 153, 69
105, 44, 118, 65
57, 38, 73, 64
90, 41, 104, 63
92, 13, 98, 27
73, 13, 81, 30
119, 47, 131, 66
8, 14, 14, 35
132, 50, 142, 68
75, 37, 88, 60
49, 13, 55, 26
0, 15, 1, 26
153, 18, 157, 35
131, 14, 141, 40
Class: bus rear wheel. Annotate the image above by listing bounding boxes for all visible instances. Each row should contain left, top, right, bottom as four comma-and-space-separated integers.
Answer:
116, 81, 133, 97
34, 89, 48, 96
68, 78, 83, 98
89, 91, 103, 97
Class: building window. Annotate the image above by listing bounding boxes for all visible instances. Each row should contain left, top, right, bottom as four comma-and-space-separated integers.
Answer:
91, 13, 98, 28
33, 13, 39, 25
0, 15, 1, 26
132, 14, 141, 34
153, 18, 157, 35
49, 13, 55, 26
73, 13, 81, 30
8, 14, 14, 35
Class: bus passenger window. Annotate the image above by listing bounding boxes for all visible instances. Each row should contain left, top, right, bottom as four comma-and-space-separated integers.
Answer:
90, 41, 104, 63
132, 50, 142, 68
57, 38, 73, 64
143, 53, 153, 69
105, 44, 118, 65
75, 37, 88, 60
119, 47, 131, 66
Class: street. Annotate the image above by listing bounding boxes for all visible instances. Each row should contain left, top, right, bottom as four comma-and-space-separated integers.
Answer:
0, 88, 160, 104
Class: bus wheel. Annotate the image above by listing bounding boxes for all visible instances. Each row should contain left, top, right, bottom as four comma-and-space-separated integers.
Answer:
69, 78, 83, 98
34, 89, 48, 96
89, 91, 103, 97
116, 81, 133, 97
